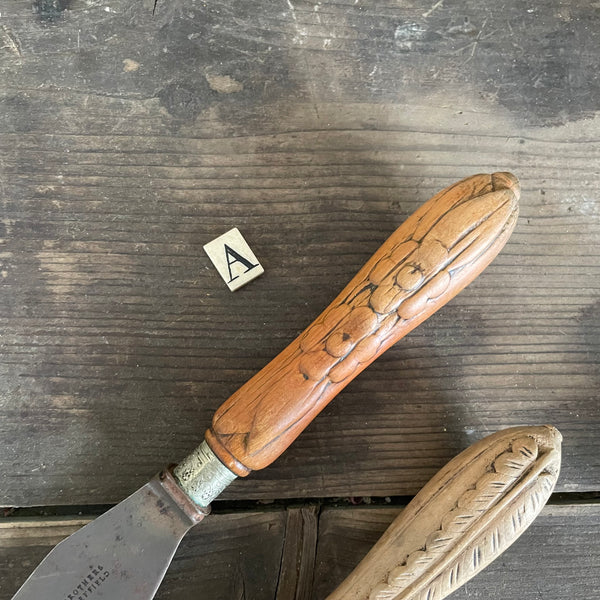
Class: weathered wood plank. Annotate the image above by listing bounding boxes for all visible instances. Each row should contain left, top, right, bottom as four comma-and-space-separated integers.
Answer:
2, 504, 598, 599
0, 0, 598, 507
276, 506, 319, 600
0, 509, 287, 600
312, 504, 600, 599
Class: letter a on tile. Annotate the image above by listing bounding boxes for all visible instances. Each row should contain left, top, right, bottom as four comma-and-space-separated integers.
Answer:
223, 244, 258, 283
204, 228, 264, 291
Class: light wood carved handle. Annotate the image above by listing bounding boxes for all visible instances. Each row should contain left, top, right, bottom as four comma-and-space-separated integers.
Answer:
206, 173, 520, 476
327, 425, 562, 600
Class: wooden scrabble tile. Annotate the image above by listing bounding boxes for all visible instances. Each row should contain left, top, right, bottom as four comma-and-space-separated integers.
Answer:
203, 228, 264, 291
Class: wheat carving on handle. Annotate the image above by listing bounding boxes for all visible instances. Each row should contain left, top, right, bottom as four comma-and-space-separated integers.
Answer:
207, 173, 520, 476
327, 425, 561, 600
371, 435, 556, 600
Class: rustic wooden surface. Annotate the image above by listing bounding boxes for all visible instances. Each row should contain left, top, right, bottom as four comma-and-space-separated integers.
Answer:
0, 0, 598, 597
1, 504, 598, 600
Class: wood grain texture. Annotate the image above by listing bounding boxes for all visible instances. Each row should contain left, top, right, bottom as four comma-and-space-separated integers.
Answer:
0, 0, 598, 508
275, 506, 319, 600
313, 504, 600, 600
207, 173, 519, 475
2, 503, 598, 600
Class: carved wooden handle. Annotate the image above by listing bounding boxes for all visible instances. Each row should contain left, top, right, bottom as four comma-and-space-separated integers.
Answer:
206, 173, 520, 476
327, 425, 562, 600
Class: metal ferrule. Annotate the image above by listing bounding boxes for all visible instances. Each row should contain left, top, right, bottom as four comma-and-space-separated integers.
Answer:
173, 440, 237, 508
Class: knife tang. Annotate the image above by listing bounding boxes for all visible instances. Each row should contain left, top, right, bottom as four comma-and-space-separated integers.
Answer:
176, 172, 520, 505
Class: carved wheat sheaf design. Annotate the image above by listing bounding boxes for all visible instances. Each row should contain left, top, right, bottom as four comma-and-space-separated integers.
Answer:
369, 435, 559, 600
209, 173, 520, 473
403, 473, 556, 600
294, 175, 517, 392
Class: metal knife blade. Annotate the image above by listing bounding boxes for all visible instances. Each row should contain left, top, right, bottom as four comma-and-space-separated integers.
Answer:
11, 470, 206, 600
